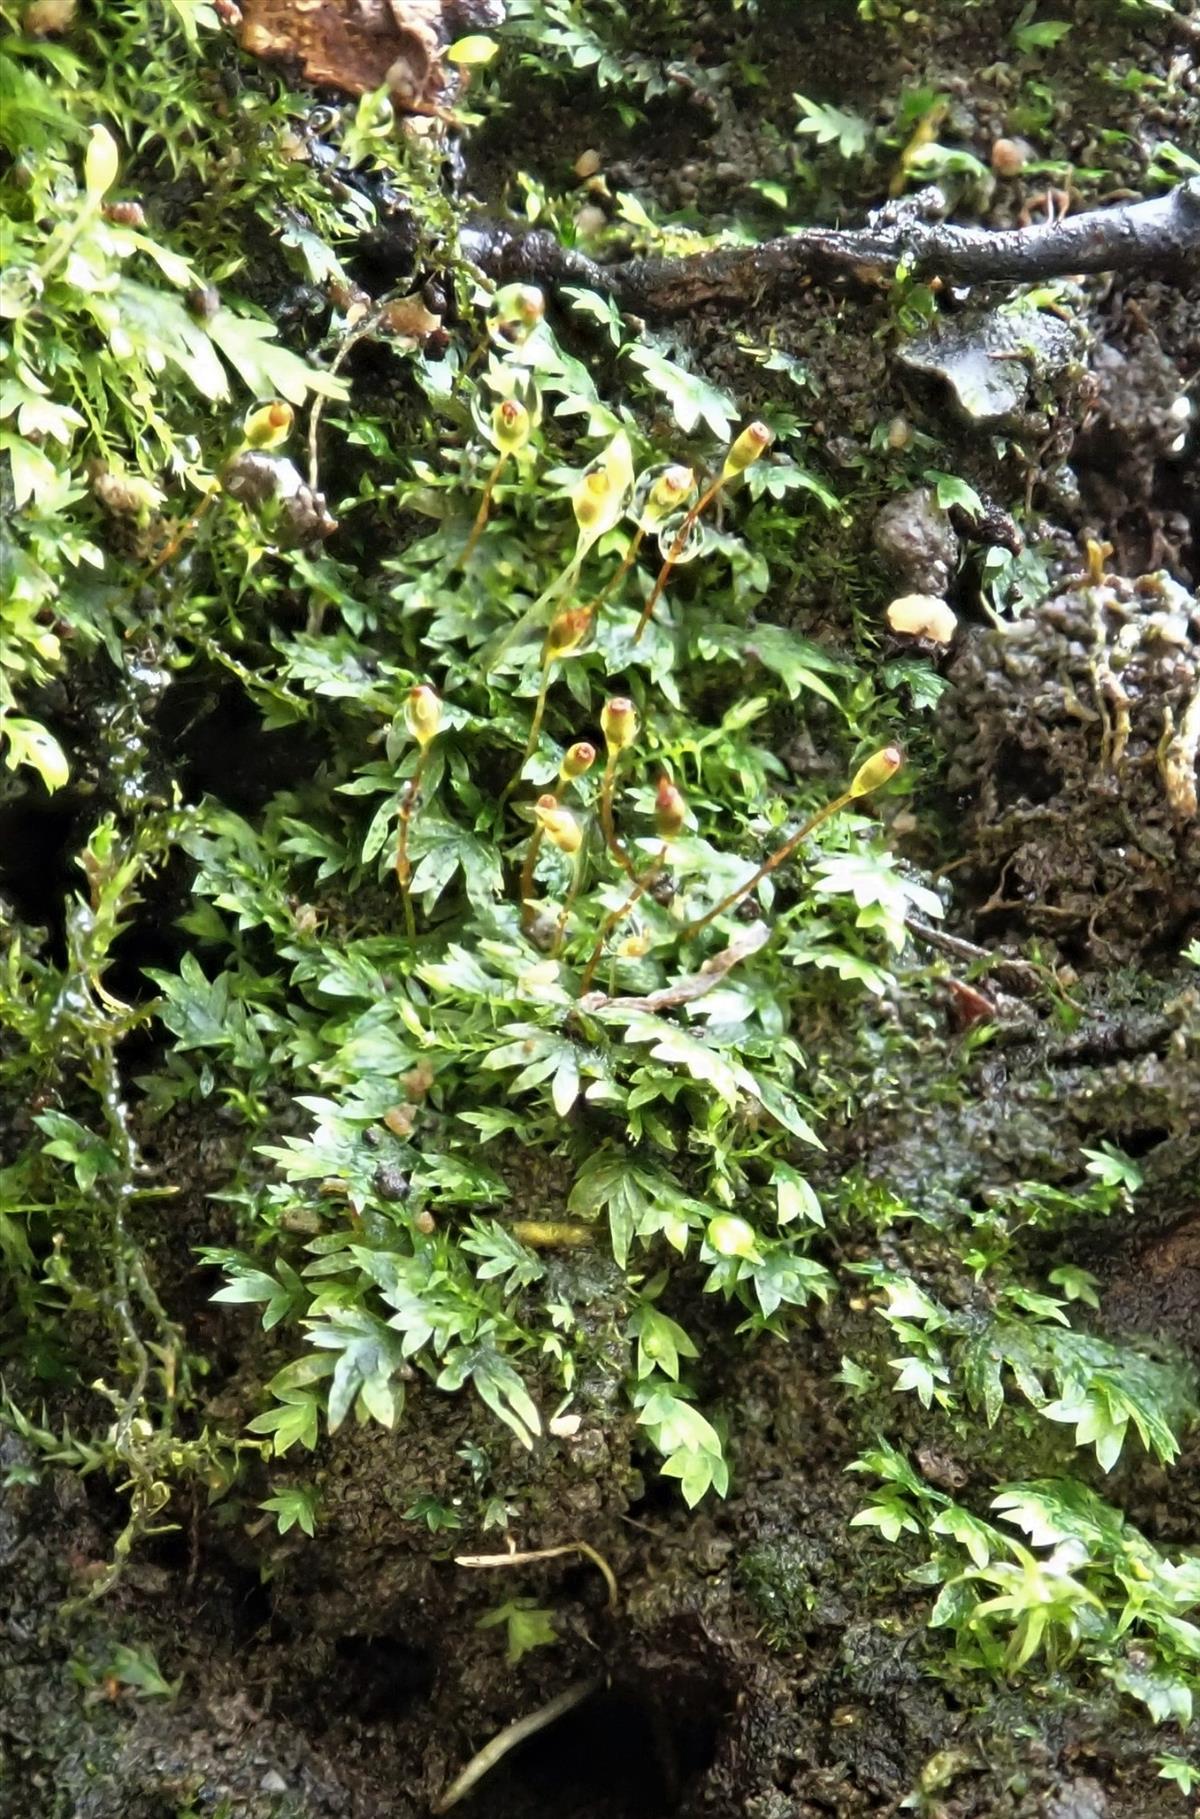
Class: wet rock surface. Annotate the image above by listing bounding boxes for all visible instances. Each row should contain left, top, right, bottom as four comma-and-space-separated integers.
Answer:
941, 568, 1200, 962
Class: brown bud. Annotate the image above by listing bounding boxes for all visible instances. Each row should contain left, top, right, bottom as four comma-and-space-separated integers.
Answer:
991, 137, 1031, 177
23, 0, 77, 33
186, 284, 220, 321
885, 593, 957, 645
103, 200, 146, 228
654, 776, 686, 840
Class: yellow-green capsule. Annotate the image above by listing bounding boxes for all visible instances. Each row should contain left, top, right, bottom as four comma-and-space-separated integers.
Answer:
722, 419, 773, 479
84, 124, 119, 201
600, 696, 638, 754
640, 464, 695, 529
546, 608, 592, 658
848, 744, 903, 799
533, 795, 582, 854
654, 776, 686, 840
490, 283, 545, 347
491, 398, 531, 455
560, 741, 597, 781
707, 1214, 758, 1259
573, 432, 633, 542
242, 400, 294, 449
405, 685, 443, 750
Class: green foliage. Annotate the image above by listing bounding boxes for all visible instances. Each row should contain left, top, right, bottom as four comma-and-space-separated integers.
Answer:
795, 93, 871, 162
0, 0, 356, 789
3, 7, 1197, 1774
861, 1254, 1194, 1472
260, 1483, 319, 1537
72, 1641, 181, 1701
504, 0, 730, 120
851, 1444, 1200, 1726
477, 1597, 559, 1663
1157, 1755, 1200, 1797
1010, 10, 1073, 54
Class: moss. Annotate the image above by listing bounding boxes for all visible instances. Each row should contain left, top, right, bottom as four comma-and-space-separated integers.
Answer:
2, 0, 1199, 1814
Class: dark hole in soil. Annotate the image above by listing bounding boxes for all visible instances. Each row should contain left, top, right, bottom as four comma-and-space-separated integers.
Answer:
484, 1678, 725, 1819
991, 738, 1060, 808
102, 849, 195, 1022
624, 1468, 683, 1524
142, 1528, 278, 1648
152, 667, 327, 815
0, 788, 81, 962
1117, 1127, 1170, 1159
323, 1633, 436, 1724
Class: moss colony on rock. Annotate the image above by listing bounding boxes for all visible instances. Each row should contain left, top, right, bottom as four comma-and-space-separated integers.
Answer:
1, 2, 1198, 1816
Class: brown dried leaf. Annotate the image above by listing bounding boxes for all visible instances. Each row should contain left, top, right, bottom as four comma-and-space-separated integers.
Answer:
239, 0, 447, 105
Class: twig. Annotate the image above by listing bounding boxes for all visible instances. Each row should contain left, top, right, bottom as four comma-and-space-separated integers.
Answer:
455, 1539, 620, 1610
632, 475, 719, 643
308, 305, 388, 492
460, 450, 508, 564
432, 1677, 604, 1814
579, 920, 770, 1014
904, 915, 1080, 1006
461, 181, 1200, 317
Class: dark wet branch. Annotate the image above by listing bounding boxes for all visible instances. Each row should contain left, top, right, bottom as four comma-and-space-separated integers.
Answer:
461, 179, 1200, 316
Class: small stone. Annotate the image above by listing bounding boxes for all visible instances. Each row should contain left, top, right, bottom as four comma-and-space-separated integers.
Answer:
573, 204, 608, 239
899, 309, 1078, 426
573, 148, 601, 179
886, 593, 958, 645
873, 488, 960, 595
23, 0, 76, 32
1047, 1779, 1107, 1819
991, 136, 1031, 176
260, 1769, 288, 1794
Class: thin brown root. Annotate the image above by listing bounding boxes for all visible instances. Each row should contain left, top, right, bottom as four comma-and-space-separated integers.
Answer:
455, 1539, 620, 1611
432, 1678, 604, 1814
